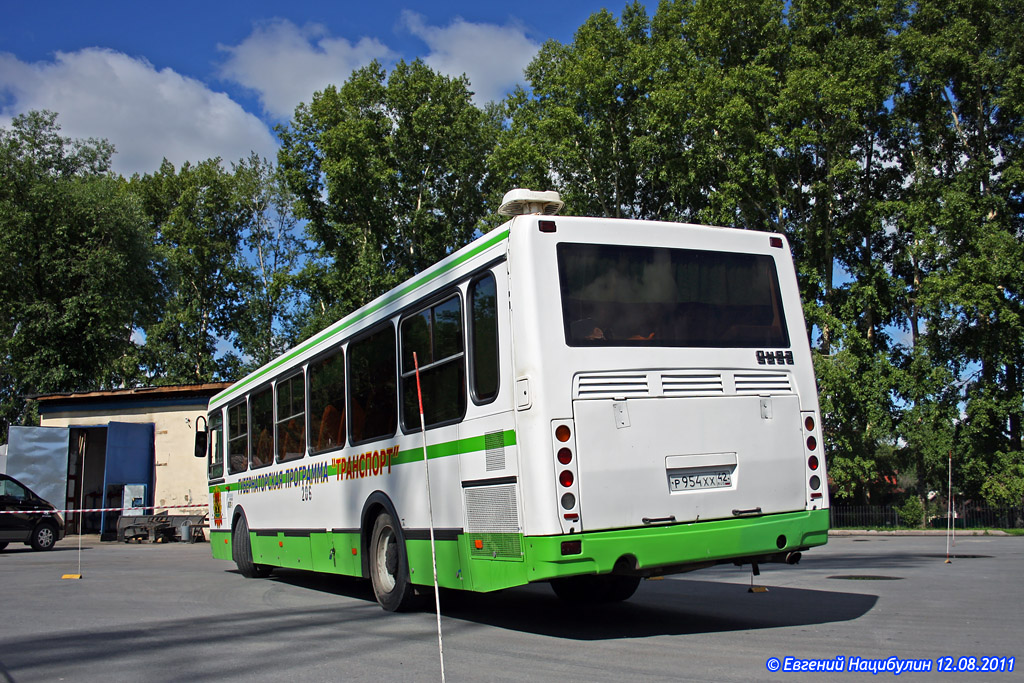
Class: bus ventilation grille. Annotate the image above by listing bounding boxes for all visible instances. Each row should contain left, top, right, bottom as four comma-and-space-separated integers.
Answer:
465, 483, 522, 559
662, 373, 725, 396
471, 533, 523, 559
575, 370, 793, 398
575, 373, 649, 399
484, 430, 505, 471
734, 372, 793, 395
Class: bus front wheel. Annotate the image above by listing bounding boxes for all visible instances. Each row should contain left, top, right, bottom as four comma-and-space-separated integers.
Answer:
233, 515, 272, 579
369, 512, 416, 612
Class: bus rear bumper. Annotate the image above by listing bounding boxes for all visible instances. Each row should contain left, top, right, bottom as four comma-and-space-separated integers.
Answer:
525, 508, 829, 582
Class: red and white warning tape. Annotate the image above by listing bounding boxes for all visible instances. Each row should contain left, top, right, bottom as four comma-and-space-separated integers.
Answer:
0, 503, 207, 515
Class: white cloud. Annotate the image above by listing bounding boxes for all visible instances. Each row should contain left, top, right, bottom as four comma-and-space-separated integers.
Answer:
218, 19, 395, 120
401, 11, 539, 105
0, 48, 278, 177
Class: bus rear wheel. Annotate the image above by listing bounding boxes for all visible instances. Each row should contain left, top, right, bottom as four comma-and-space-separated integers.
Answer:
369, 512, 416, 612
233, 515, 272, 578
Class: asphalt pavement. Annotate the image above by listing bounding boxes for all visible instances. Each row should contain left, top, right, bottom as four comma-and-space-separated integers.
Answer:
0, 532, 1021, 682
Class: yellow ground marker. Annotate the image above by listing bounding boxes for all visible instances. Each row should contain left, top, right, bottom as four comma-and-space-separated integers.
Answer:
61, 574, 83, 580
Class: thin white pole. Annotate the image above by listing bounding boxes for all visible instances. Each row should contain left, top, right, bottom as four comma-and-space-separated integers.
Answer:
78, 433, 86, 574
950, 450, 955, 553
413, 352, 445, 683
945, 449, 952, 563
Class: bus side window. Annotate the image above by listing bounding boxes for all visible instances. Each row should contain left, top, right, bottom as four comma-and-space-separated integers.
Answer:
209, 411, 224, 479
250, 385, 274, 469
349, 325, 397, 445
276, 371, 306, 462
469, 272, 499, 404
309, 349, 346, 454
227, 401, 248, 475
400, 294, 466, 430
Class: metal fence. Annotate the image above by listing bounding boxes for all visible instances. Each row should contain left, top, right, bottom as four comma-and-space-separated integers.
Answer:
830, 505, 901, 528
830, 505, 1024, 529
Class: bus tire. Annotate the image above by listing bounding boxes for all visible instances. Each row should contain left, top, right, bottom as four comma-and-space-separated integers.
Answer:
605, 575, 641, 602
233, 514, 272, 579
369, 512, 416, 612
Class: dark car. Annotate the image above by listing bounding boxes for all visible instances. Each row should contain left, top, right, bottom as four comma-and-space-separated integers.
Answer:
0, 473, 65, 551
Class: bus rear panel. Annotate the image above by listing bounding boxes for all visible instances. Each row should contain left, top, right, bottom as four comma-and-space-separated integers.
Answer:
504, 215, 828, 585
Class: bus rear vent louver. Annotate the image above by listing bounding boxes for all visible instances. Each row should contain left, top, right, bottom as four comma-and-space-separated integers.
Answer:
734, 372, 793, 395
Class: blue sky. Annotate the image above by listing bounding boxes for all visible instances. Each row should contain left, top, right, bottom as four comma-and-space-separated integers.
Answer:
1, 1, 645, 176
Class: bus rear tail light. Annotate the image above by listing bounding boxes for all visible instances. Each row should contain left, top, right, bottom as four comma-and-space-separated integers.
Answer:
552, 420, 581, 531
802, 411, 827, 509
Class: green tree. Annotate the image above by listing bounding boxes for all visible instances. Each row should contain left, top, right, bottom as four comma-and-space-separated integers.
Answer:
892, 0, 1024, 504
278, 59, 497, 334
0, 111, 156, 439
495, 4, 660, 219
230, 153, 306, 371
648, 0, 790, 228
777, 0, 909, 503
134, 158, 251, 383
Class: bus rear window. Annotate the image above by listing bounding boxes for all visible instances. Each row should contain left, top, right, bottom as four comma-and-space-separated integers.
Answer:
557, 243, 789, 348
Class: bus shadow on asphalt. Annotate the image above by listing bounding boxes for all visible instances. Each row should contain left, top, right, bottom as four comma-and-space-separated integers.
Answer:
267, 569, 876, 640
249, 567, 379, 603
434, 580, 877, 640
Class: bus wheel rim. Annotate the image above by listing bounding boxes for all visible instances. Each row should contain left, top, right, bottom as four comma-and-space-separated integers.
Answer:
375, 527, 397, 593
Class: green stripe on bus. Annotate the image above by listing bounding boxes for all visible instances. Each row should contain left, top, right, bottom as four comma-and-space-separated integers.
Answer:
209, 429, 517, 493
211, 228, 510, 409
394, 429, 518, 466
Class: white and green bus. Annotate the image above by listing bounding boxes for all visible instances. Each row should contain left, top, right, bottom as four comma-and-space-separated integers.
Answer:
199, 189, 829, 611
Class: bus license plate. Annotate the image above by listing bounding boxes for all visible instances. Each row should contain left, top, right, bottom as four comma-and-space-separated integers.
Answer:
668, 470, 732, 492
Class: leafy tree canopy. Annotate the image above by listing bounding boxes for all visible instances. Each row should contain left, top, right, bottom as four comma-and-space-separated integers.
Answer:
0, 111, 156, 439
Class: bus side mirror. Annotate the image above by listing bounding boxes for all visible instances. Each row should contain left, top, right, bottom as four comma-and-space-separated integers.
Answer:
195, 416, 208, 459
